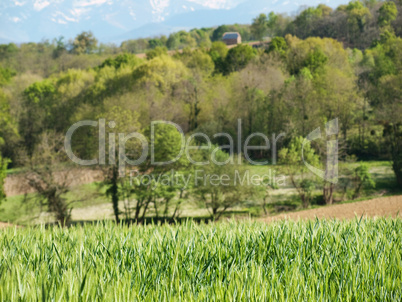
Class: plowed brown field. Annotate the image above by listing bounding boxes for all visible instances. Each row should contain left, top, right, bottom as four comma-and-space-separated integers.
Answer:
262, 195, 402, 222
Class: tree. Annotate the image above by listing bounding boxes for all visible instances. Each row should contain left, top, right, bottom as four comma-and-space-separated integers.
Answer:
362, 0, 379, 9
352, 163, 375, 199
148, 37, 166, 49
303, 48, 328, 73
317, 4, 333, 17
146, 46, 168, 60
72, 31, 98, 55
133, 55, 188, 94
175, 49, 213, 131
378, 1, 398, 28
279, 36, 358, 139
26, 132, 72, 226
99, 106, 142, 223
365, 33, 402, 186
211, 25, 230, 42
190, 28, 212, 47
345, 1, 371, 44
52, 36, 66, 59
127, 169, 189, 222
375, 74, 402, 186
21, 80, 56, 156
177, 48, 214, 75
267, 37, 288, 57
166, 31, 196, 50
208, 41, 228, 73
118, 39, 148, 54
224, 44, 257, 74
260, 182, 279, 215
0, 78, 19, 163
120, 122, 188, 222
266, 12, 279, 37
0, 155, 9, 204
251, 13, 267, 41
193, 145, 252, 219
279, 137, 321, 208
0, 66, 16, 86
98, 53, 141, 69
291, 6, 323, 39
268, 12, 292, 37
232, 59, 285, 137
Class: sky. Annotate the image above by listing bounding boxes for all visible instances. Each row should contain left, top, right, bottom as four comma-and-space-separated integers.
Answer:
0, 0, 351, 43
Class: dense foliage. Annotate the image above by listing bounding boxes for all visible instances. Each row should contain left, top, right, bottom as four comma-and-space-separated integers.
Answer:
0, 0, 401, 220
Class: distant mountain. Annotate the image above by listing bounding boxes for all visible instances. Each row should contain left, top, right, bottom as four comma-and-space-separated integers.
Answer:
0, 0, 350, 44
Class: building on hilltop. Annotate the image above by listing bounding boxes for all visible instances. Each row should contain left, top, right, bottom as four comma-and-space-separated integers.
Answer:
222, 32, 242, 46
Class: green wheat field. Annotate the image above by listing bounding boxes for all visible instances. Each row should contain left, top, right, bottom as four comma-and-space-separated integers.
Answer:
0, 219, 401, 301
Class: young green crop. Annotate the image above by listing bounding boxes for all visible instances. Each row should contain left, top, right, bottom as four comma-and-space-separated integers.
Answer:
0, 218, 401, 301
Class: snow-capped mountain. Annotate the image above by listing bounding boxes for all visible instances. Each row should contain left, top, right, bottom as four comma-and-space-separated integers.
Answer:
0, 0, 349, 44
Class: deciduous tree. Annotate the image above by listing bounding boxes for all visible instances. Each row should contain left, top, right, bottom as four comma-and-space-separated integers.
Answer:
72, 31, 98, 55
279, 137, 321, 208
251, 13, 267, 41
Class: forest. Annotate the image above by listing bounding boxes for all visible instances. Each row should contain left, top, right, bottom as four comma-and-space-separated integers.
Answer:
0, 0, 401, 225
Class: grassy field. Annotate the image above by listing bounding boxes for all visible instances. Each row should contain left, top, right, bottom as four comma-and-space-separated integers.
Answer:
0, 219, 401, 301
1, 161, 400, 225
0, 182, 109, 224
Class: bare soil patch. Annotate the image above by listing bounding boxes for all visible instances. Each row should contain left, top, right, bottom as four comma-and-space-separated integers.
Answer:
262, 195, 402, 222
0, 222, 16, 229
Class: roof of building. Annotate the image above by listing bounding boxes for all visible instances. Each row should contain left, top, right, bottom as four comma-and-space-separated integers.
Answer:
222, 32, 241, 40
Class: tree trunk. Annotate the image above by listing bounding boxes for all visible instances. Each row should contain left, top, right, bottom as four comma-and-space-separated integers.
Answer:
323, 183, 334, 205
212, 207, 218, 219
110, 166, 120, 224
301, 194, 309, 209
353, 183, 362, 200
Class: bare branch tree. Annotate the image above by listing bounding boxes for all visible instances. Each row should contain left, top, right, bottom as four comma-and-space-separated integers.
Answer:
25, 132, 72, 226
